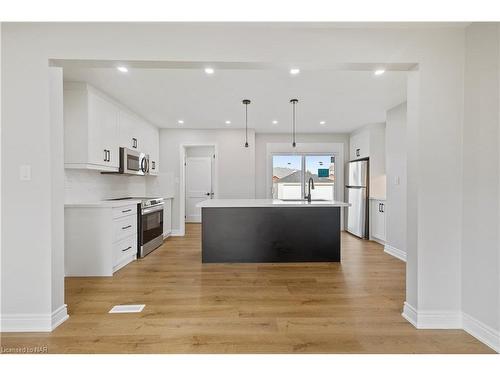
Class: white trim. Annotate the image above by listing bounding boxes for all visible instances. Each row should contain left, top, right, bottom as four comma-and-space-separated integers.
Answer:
1, 304, 68, 332
402, 302, 461, 329
170, 229, 184, 237
463, 312, 500, 353
371, 237, 386, 246
402, 301, 418, 327
51, 304, 69, 330
384, 244, 407, 262
416, 310, 462, 329
403, 302, 500, 352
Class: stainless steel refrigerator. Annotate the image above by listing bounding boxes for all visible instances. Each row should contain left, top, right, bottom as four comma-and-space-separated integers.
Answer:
345, 159, 369, 238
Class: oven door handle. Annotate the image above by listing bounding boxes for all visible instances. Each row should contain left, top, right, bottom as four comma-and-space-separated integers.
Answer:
142, 205, 164, 215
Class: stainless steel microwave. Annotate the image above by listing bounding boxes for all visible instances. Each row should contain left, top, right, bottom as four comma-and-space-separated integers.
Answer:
120, 147, 149, 175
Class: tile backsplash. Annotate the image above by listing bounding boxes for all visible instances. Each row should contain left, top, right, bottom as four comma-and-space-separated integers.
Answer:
64, 169, 148, 203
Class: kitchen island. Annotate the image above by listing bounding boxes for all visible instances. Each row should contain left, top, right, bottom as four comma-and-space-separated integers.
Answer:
196, 199, 349, 263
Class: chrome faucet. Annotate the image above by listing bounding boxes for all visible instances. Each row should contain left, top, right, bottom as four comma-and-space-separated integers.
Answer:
305, 177, 315, 202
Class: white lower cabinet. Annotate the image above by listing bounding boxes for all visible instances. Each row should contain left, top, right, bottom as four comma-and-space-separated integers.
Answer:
65, 203, 138, 276
370, 199, 386, 243
163, 198, 172, 238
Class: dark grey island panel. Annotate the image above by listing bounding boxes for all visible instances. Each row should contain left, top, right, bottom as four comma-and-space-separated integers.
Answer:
201, 206, 341, 263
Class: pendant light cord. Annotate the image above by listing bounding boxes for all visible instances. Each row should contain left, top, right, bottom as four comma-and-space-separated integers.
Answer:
243, 99, 250, 148
245, 103, 248, 147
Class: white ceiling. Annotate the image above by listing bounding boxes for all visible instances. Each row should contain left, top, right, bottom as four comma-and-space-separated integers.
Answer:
63, 66, 407, 133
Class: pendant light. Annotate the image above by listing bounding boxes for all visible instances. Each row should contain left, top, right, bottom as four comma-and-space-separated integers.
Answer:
290, 99, 298, 147
242, 99, 251, 148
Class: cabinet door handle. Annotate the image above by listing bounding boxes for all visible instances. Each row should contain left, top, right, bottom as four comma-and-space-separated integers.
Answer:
381, 203, 384, 213
104, 149, 108, 162
121, 246, 132, 252
378, 203, 382, 212
152, 161, 156, 170
132, 138, 137, 148
122, 209, 132, 213
356, 148, 360, 157
122, 225, 132, 230
107, 150, 111, 162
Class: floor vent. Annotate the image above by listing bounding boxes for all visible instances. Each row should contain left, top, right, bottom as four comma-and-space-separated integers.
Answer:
109, 304, 145, 313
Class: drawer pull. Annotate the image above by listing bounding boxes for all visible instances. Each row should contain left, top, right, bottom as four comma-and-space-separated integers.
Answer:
122, 225, 132, 230
122, 246, 132, 252
122, 209, 132, 213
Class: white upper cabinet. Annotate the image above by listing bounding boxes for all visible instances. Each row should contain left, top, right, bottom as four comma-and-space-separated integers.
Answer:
349, 131, 370, 160
64, 83, 119, 171
64, 82, 159, 175
141, 121, 160, 175
118, 109, 140, 151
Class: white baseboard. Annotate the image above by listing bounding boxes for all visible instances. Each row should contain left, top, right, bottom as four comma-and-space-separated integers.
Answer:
402, 302, 499, 353
384, 244, 407, 262
402, 301, 461, 329
1, 304, 68, 332
370, 237, 385, 246
463, 312, 500, 353
170, 229, 184, 237
51, 304, 69, 330
402, 301, 418, 327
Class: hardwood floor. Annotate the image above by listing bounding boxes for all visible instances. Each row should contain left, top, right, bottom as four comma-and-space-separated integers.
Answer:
1, 224, 494, 353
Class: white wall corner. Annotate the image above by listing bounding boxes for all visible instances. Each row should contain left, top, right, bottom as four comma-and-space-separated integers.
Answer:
384, 244, 407, 262
462, 313, 500, 353
1, 304, 68, 333
402, 302, 462, 329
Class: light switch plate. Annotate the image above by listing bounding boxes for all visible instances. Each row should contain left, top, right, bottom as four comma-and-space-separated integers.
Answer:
20, 165, 31, 181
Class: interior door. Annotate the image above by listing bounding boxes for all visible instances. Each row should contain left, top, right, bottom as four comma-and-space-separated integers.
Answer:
186, 156, 213, 223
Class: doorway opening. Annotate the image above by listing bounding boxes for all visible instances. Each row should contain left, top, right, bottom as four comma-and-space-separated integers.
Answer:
185, 146, 216, 223
179, 144, 218, 233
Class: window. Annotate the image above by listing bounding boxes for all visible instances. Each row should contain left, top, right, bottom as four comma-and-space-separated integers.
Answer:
272, 154, 335, 200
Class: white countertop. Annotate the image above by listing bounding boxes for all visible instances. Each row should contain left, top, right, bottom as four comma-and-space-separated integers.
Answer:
196, 199, 349, 208
65, 199, 142, 208
65, 196, 173, 208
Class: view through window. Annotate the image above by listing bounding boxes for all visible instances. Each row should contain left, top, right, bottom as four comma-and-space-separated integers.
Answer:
272, 154, 335, 200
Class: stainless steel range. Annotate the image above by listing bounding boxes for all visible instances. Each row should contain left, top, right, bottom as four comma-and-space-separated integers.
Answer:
107, 197, 164, 257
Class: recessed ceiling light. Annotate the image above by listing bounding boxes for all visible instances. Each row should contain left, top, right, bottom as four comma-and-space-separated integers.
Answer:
204, 67, 214, 75
290, 68, 300, 75
225, 120, 231, 125
272, 120, 278, 125
374, 69, 385, 76
177, 120, 184, 125
320, 121, 326, 125
117, 66, 128, 73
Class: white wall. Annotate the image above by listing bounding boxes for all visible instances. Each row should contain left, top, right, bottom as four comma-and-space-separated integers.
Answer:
385, 102, 407, 255
157, 128, 255, 232
255, 133, 349, 199
462, 23, 500, 343
0, 23, 469, 335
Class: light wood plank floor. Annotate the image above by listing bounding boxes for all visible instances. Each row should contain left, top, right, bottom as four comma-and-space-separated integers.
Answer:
1, 224, 494, 353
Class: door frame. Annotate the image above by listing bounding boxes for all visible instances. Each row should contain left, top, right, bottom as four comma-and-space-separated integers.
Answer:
179, 144, 218, 236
